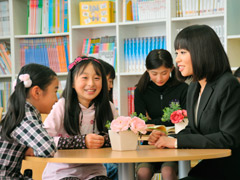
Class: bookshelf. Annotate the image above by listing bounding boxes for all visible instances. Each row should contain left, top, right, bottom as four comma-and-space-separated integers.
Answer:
1, 0, 239, 116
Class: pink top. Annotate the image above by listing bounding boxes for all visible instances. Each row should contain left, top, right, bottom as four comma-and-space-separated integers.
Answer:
42, 98, 118, 180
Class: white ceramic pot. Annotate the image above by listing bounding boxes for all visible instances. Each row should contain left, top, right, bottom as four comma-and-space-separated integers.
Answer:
174, 118, 189, 134
108, 130, 138, 151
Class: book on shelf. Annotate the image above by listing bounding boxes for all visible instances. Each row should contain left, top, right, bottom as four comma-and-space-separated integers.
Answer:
127, 0, 166, 21
124, 36, 166, 73
122, 0, 133, 22
0, 42, 11, 75
128, 87, 136, 116
0, 81, 11, 112
79, 1, 115, 25
176, 0, 224, 18
20, 36, 69, 73
81, 36, 117, 69
57, 79, 66, 99
0, 0, 10, 36
27, 0, 68, 35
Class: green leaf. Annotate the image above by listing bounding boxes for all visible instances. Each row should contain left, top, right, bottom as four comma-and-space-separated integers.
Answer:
161, 101, 182, 122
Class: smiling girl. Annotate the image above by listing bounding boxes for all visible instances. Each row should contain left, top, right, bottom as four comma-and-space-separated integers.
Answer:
42, 56, 117, 180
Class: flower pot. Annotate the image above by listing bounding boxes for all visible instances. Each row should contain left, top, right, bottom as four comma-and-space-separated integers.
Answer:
108, 130, 138, 151
175, 118, 189, 134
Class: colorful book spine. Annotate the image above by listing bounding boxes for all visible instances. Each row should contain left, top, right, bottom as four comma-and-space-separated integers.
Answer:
20, 36, 69, 73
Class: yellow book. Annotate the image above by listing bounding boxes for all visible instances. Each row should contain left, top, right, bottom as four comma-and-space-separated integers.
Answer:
79, 1, 115, 25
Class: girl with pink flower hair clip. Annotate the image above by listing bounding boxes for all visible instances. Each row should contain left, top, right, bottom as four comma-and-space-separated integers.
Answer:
42, 56, 118, 180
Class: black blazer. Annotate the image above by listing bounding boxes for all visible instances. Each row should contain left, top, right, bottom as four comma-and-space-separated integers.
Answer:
174, 72, 240, 180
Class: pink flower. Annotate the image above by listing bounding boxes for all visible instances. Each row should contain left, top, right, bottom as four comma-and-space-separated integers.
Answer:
130, 117, 147, 134
170, 110, 184, 124
110, 116, 131, 132
110, 116, 147, 134
182, 109, 187, 117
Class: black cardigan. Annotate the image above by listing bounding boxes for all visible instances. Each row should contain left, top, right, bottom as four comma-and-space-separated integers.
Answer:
134, 78, 188, 126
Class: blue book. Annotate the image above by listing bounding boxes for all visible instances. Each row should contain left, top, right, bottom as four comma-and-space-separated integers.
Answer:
162, 36, 166, 49
64, 37, 69, 70
139, 37, 144, 65
64, 0, 68, 32
132, 38, 135, 71
124, 38, 128, 72
152, 36, 156, 51
128, 38, 132, 72
49, 0, 53, 33
136, 37, 139, 71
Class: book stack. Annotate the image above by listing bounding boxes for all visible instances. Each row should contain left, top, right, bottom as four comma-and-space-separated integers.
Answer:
27, 0, 68, 35
122, 0, 166, 22
128, 87, 136, 116
79, 1, 115, 25
176, 0, 224, 17
0, 81, 11, 112
124, 36, 166, 73
81, 36, 117, 69
0, 42, 11, 75
20, 36, 69, 73
0, 0, 10, 36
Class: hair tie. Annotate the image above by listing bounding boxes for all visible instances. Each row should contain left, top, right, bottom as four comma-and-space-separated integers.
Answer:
68, 57, 100, 70
19, 74, 32, 88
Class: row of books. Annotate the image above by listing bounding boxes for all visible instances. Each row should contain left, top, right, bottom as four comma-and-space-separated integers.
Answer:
123, 0, 166, 22
176, 24, 224, 45
27, 0, 68, 35
0, 0, 10, 36
0, 81, 11, 112
79, 1, 115, 25
0, 42, 11, 75
176, 0, 224, 17
81, 36, 117, 69
124, 36, 166, 73
128, 87, 136, 116
20, 36, 69, 73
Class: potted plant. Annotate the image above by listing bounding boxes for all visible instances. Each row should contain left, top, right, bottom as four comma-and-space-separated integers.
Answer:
106, 115, 147, 151
161, 101, 188, 134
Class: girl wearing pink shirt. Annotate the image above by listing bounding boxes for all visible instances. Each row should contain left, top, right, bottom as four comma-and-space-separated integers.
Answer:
42, 56, 118, 180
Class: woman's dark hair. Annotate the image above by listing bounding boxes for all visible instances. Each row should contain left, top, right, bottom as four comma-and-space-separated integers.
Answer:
62, 56, 113, 135
174, 24, 231, 82
136, 49, 178, 93
98, 60, 116, 102
0, 63, 57, 141
234, 67, 240, 78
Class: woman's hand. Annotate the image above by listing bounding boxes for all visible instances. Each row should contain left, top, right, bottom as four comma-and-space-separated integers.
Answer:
25, 147, 34, 156
148, 130, 166, 145
85, 134, 105, 149
154, 136, 177, 149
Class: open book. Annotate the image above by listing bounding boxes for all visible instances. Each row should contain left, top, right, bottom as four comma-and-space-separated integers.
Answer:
147, 125, 175, 135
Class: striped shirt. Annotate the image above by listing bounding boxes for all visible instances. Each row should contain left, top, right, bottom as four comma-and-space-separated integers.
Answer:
0, 102, 57, 179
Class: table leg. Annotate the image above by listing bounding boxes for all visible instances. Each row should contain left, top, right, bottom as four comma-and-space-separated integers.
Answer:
178, 161, 191, 179
118, 163, 135, 180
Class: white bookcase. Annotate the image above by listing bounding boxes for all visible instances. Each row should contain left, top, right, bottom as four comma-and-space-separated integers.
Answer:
0, 0, 239, 115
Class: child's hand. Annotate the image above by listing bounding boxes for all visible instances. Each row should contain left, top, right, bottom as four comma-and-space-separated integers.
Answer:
85, 134, 105, 149
25, 147, 34, 156
148, 130, 166, 145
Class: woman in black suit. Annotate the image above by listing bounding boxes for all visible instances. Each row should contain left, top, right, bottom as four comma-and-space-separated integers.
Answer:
148, 24, 240, 180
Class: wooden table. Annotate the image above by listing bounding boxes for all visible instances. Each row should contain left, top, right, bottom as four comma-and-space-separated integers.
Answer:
25, 146, 231, 179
